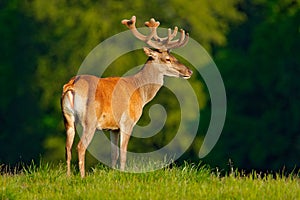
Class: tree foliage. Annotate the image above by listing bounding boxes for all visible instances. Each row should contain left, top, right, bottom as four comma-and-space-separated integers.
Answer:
208, 0, 300, 171
0, 0, 44, 164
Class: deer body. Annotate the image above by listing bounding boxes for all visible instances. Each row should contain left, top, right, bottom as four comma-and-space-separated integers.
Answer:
61, 16, 192, 177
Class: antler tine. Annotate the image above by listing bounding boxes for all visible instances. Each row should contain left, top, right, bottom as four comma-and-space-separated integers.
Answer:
146, 19, 179, 44
122, 16, 160, 48
122, 16, 189, 50
121, 16, 145, 41
165, 29, 189, 49
167, 27, 178, 42
144, 18, 162, 41
121, 16, 153, 41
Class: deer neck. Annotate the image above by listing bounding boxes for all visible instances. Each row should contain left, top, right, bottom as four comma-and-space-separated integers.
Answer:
132, 61, 164, 105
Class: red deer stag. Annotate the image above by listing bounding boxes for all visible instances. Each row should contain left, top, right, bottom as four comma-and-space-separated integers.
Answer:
61, 16, 192, 177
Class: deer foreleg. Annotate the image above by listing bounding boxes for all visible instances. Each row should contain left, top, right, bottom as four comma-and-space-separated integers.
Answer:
110, 130, 120, 168
120, 131, 131, 171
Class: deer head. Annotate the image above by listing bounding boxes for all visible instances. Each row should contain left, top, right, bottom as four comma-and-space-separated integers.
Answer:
122, 16, 192, 79
143, 47, 192, 79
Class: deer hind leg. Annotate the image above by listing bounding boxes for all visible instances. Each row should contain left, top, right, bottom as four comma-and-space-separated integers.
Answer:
62, 88, 76, 176
65, 119, 75, 176
62, 111, 75, 176
77, 125, 96, 178
110, 130, 120, 168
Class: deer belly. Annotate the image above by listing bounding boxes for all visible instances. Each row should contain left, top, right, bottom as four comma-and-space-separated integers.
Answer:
97, 113, 119, 130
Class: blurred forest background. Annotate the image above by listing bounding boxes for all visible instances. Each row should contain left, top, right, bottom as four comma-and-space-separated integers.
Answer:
0, 0, 299, 172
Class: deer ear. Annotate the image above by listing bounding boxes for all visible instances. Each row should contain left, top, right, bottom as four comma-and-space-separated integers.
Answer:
143, 47, 157, 58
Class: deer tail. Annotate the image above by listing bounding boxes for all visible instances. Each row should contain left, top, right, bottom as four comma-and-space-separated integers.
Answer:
61, 76, 78, 112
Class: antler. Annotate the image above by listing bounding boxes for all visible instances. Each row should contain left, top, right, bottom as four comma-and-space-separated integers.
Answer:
122, 16, 189, 51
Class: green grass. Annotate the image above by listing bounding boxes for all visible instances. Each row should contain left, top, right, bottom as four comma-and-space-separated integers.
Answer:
1, 162, 299, 200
